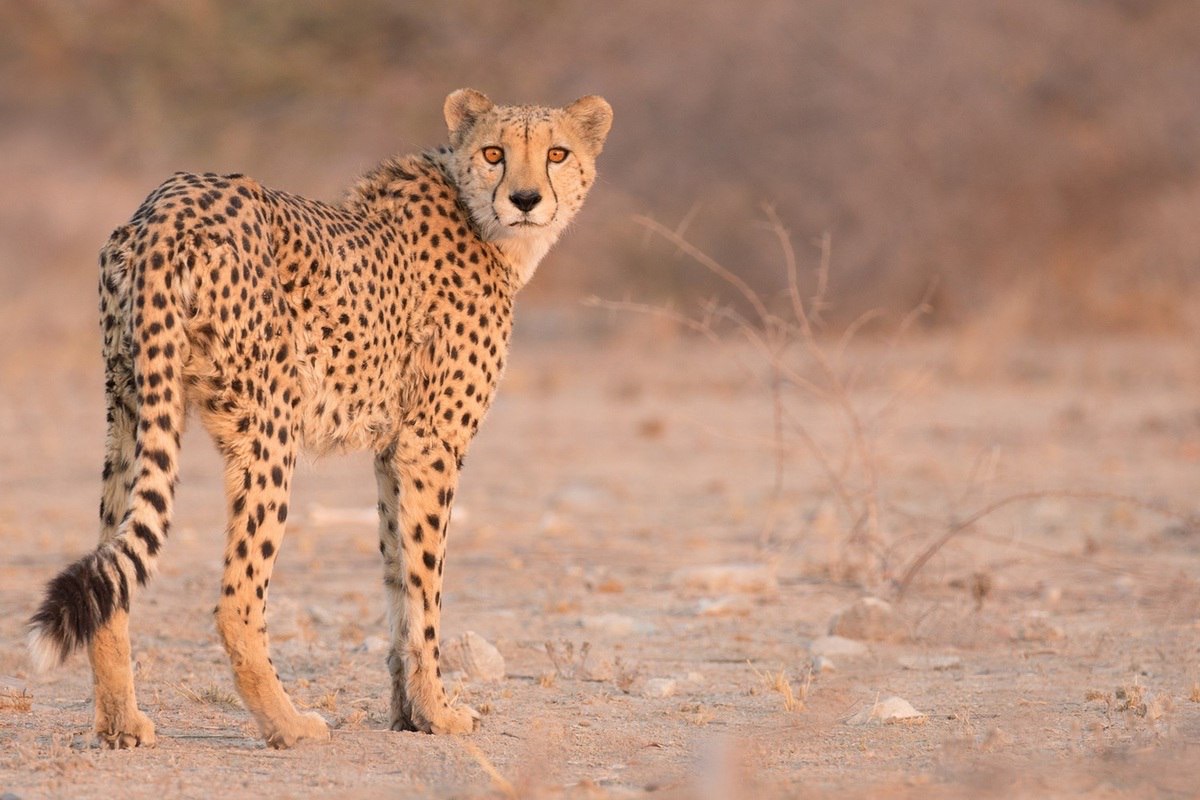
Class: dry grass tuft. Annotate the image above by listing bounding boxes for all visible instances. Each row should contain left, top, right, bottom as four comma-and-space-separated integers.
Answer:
545, 639, 592, 680
0, 687, 32, 713
176, 683, 241, 709
749, 662, 811, 713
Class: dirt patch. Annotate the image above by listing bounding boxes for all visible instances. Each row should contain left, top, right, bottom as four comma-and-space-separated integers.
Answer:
2, 325, 1200, 798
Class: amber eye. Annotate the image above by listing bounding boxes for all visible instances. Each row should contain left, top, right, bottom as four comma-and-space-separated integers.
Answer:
482, 146, 504, 164
547, 147, 569, 164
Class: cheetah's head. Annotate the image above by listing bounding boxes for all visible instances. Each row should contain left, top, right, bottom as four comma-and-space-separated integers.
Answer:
443, 89, 613, 287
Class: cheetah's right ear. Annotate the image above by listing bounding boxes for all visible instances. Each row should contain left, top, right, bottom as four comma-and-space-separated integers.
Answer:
444, 89, 494, 148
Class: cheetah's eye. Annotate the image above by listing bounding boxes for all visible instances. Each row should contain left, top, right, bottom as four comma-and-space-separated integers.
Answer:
482, 146, 504, 165
547, 147, 569, 164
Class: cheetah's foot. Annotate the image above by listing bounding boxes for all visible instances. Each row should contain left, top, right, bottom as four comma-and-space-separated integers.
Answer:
265, 711, 331, 749
96, 707, 156, 749
407, 703, 480, 735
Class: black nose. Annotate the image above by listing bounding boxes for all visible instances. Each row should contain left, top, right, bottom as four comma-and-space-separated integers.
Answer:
509, 190, 542, 213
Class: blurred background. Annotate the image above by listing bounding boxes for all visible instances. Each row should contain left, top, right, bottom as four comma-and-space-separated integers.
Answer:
0, 0, 1198, 346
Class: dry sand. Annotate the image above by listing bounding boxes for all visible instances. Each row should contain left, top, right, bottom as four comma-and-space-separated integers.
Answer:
2, 320, 1200, 798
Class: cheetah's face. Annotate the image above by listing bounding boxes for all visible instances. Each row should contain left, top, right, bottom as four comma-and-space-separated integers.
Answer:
443, 89, 612, 268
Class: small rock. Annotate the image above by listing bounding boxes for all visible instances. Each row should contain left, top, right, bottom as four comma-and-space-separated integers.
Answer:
579, 613, 655, 636
847, 696, 926, 726
808, 635, 869, 658
306, 604, 338, 626
671, 564, 777, 594
639, 678, 676, 698
1015, 611, 1064, 642
695, 596, 752, 617
441, 631, 505, 682
358, 635, 390, 654
1039, 584, 1063, 606
812, 655, 836, 673
898, 654, 962, 671
829, 597, 906, 642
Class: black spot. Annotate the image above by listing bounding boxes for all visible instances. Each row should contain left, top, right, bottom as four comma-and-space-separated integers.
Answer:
139, 489, 167, 514
261, 540, 275, 559
132, 521, 160, 555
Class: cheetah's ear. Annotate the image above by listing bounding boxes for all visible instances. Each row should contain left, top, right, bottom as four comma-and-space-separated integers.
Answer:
444, 89, 494, 147
564, 95, 613, 156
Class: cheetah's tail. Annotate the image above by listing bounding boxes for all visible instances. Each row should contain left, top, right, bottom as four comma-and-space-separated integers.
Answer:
28, 226, 188, 672
27, 545, 137, 672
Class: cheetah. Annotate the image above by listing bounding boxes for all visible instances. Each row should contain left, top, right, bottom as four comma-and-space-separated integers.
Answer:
28, 89, 612, 748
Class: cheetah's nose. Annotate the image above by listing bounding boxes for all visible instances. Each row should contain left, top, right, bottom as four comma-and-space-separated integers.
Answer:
509, 190, 542, 213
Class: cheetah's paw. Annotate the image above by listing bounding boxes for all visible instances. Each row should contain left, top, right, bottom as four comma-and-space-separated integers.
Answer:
265, 711, 331, 749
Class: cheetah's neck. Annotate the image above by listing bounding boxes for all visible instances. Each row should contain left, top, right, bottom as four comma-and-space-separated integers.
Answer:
494, 234, 556, 289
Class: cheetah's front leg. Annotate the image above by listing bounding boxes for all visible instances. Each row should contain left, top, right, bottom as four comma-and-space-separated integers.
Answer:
377, 439, 478, 734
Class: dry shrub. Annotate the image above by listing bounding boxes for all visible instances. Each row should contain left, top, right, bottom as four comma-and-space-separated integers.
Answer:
598, 212, 1196, 596
593, 210, 932, 586
0, 687, 32, 713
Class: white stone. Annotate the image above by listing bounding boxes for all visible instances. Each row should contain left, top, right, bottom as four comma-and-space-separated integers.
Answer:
695, 596, 752, 617
441, 631, 505, 682
812, 655, 836, 673
639, 678, 676, 698
358, 635, 389, 654
847, 696, 926, 726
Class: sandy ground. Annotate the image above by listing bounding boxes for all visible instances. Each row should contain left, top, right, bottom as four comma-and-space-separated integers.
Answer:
2, 316, 1200, 799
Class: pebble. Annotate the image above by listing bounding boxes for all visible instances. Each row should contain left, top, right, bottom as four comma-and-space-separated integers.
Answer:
812, 655, 836, 673
441, 631, 505, 682
695, 596, 752, 617
828, 597, 906, 642
847, 696, 926, 726
359, 635, 389, 654
639, 678, 676, 698
671, 564, 777, 594
808, 635, 869, 658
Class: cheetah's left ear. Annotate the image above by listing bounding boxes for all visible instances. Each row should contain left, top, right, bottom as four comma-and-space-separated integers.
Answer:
445, 89, 494, 148
564, 95, 613, 156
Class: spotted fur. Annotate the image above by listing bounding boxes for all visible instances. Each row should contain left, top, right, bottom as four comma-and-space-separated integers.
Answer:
28, 90, 612, 748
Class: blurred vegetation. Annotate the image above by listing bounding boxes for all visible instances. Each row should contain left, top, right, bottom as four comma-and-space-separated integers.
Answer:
1, 0, 1198, 334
